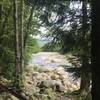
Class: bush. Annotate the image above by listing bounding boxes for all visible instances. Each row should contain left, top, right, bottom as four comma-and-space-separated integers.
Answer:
24, 37, 42, 65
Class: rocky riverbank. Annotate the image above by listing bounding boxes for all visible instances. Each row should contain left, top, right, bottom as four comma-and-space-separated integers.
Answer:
22, 52, 80, 100
23, 66, 80, 100
0, 52, 80, 100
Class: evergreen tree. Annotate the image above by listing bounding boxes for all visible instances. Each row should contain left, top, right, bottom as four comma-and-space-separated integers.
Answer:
91, 0, 100, 99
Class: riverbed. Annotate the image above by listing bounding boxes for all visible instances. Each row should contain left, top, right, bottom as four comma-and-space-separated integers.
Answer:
28, 52, 72, 68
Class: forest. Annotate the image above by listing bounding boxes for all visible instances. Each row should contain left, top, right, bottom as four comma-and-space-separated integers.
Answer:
0, 0, 100, 100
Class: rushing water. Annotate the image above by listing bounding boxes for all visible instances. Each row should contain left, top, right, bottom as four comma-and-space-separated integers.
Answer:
28, 52, 80, 84
28, 52, 71, 68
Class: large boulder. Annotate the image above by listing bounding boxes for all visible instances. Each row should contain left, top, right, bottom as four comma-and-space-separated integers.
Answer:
54, 67, 65, 75
37, 80, 65, 92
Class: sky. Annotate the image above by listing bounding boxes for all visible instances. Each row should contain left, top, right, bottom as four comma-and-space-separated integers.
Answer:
32, 1, 84, 41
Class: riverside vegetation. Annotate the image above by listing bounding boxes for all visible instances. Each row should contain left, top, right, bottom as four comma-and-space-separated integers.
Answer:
0, 0, 100, 100
0, 52, 91, 100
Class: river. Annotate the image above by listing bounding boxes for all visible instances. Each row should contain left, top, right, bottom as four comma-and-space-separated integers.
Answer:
28, 52, 80, 89
28, 52, 72, 68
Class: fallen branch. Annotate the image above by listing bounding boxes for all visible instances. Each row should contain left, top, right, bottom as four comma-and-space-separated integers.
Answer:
0, 83, 28, 100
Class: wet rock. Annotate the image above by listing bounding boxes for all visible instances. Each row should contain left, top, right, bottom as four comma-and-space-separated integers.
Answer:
59, 74, 68, 80
51, 74, 59, 80
32, 72, 51, 81
54, 67, 65, 75
30, 66, 80, 93
37, 80, 65, 92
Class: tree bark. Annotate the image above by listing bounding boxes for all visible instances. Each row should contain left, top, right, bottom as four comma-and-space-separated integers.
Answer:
24, 5, 34, 48
80, 56, 90, 98
19, 0, 24, 82
80, 1, 90, 97
91, 0, 100, 99
13, 0, 21, 87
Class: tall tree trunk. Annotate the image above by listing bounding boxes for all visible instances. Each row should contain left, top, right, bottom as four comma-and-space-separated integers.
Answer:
91, 0, 100, 99
80, 0, 90, 98
19, 0, 24, 82
80, 56, 90, 98
24, 5, 34, 48
0, 0, 3, 74
13, 0, 20, 87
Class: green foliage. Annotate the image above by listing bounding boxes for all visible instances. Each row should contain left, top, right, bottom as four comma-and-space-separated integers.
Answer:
24, 37, 42, 65
0, 1, 92, 99
0, 0, 41, 81
45, 88, 56, 100
32, 66, 43, 73
42, 42, 61, 52
0, 0, 15, 80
